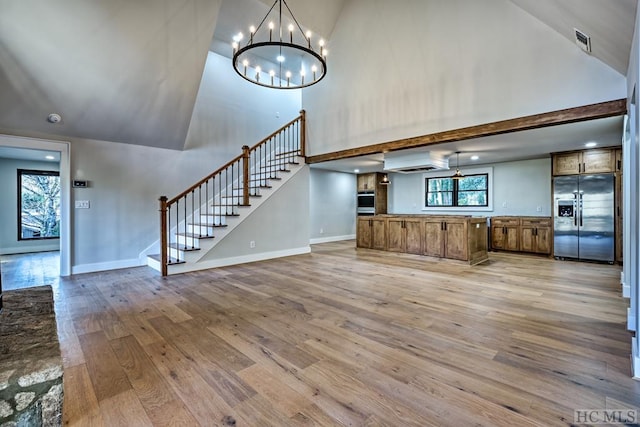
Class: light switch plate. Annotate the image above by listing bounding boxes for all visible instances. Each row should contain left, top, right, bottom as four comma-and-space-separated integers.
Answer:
75, 200, 90, 209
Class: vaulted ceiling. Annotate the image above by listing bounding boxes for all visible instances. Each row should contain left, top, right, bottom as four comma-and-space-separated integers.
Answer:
0, 0, 636, 152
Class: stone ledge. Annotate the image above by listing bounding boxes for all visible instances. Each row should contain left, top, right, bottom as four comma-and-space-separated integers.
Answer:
0, 286, 62, 427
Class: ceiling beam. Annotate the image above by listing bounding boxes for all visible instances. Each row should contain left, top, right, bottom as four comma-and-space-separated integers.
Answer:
306, 98, 627, 164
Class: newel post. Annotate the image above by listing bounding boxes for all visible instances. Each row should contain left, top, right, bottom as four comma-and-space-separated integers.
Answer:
299, 109, 306, 157
242, 145, 250, 206
159, 196, 168, 276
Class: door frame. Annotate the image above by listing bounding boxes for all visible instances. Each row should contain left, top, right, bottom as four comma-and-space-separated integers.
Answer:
0, 135, 71, 276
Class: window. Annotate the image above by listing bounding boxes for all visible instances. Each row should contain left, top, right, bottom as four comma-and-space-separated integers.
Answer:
426, 173, 488, 207
18, 169, 60, 240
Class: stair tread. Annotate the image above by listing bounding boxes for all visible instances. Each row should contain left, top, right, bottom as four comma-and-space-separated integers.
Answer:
189, 223, 228, 227
260, 167, 290, 172
233, 185, 272, 189
268, 161, 299, 165
221, 195, 262, 198
249, 177, 281, 181
175, 232, 215, 239
148, 254, 186, 265
168, 243, 201, 251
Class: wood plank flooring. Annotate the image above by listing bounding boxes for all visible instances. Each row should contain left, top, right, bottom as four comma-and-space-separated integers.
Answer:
13, 242, 640, 426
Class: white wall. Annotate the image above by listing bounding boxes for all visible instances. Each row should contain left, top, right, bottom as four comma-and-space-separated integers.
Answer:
302, 0, 626, 156
309, 168, 356, 242
0, 158, 60, 254
389, 158, 551, 217
625, 0, 640, 378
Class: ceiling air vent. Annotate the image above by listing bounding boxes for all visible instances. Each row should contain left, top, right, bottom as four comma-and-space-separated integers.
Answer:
574, 28, 592, 53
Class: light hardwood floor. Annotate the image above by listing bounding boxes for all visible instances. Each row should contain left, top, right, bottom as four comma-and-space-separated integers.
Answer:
41, 242, 640, 426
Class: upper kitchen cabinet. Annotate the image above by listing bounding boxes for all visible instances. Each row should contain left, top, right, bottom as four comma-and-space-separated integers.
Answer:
357, 173, 377, 192
552, 148, 616, 176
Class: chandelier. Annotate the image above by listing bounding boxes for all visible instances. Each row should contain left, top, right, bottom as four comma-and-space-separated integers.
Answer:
231, 0, 327, 89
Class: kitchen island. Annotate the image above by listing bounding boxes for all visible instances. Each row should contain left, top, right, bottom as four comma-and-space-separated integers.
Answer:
357, 214, 489, 265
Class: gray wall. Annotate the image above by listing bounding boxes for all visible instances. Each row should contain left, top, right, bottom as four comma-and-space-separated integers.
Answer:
202, 166, 310, 261
0, 158, 60, 254
389, 158, 552, 217
1, 51, 302, 273
309, 168, 356, 242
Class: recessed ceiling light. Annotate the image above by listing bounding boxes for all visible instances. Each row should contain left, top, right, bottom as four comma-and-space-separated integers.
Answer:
470, 155, 479, 161
585, 142, 597, 148
354, 169, 360, 173
45, 155, 55, 160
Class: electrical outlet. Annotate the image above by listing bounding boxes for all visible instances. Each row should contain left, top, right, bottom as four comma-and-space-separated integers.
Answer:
75, 200, 90, 209
320, 228, 324, 234
502, 201, 507, 208
249, 240, 256, 248
536, 206, 542, 212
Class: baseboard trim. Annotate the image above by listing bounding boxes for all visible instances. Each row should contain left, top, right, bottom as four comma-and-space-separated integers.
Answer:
633, 338, 640, 379
310, 234, 355, 245
166, 246, 311, 275
72, 258, 144, 275
0, 244, 60, 255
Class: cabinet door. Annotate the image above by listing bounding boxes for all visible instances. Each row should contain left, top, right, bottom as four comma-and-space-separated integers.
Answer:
387, 219, 405, 252
356, 218, 372, 248
583, 149, 615, 174
504, 226, 520, 251
535, 227, 551, 255
491, 226, 505, 250
424, 221, 444, 257
444, 221, 468, 261
553, 152, 581, 175
371, 218, 387, 250
520, 227, 535, 253
405, 219, 423, 254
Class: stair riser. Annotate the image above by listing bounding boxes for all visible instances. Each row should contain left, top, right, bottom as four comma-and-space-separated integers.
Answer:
230, 189, 261, 197
211, 207, 238, 215
175, 236, 201, 247
199, 216, 227, 226
187, 224, 217, 235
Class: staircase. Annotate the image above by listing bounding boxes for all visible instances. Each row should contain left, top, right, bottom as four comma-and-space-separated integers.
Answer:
147, 111, 306, 276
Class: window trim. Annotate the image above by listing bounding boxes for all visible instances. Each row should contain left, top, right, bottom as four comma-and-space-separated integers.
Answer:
17, 169, 61, 241
422, 166, 493, 212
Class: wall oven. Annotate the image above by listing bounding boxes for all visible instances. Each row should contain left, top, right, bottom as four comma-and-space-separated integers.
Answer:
357, 192, 375, 215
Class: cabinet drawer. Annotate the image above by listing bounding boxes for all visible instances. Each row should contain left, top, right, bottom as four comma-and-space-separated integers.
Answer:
521, 218, 551, 227
491, 218, 519, 226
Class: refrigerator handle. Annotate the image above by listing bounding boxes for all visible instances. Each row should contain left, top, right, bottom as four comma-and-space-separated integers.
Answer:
579, 193, 583, 227
573, 196, 578, 227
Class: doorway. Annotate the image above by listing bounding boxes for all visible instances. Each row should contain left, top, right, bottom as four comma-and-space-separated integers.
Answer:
0, 135, 70, 276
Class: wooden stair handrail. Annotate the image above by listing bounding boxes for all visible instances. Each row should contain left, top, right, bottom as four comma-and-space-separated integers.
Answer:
157, 110, 306, 276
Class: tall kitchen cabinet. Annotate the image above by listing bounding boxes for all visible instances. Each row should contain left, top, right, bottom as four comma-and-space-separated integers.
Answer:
356, 173, 388, 215
615, 148, 623, 263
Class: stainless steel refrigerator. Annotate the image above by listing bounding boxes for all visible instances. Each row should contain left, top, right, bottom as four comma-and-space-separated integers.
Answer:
553, 173, 615, 262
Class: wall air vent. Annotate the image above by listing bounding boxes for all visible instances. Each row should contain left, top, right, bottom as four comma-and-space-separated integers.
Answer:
574, 28, 592, 53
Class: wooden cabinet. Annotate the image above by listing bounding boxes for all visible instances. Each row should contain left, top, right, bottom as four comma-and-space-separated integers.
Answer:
356, 217, 387, 250
356, 173, 388, 214
424, 218, 468, 261
357, 217, 373, 248
491, 216, 551, 256
490, 217, 520, 251
357, 173, 376, 192
388, 217, 422, 254
357, 215, 488, 264
552, 148, 616, 176
424, 217, 469, 260
520, 218, 551, 255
